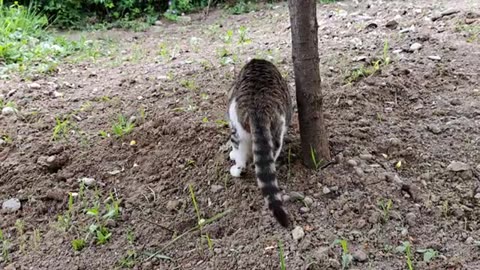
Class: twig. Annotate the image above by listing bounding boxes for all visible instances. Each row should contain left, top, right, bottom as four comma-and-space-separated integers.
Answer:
137, 216, 175, 234
204, 0, 212, 20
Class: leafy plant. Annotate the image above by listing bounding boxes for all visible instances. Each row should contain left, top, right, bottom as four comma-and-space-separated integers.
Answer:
396, 241, 414, 270
378, 198, 393, 223
95, 226, 112, 245
334, 239, 353, 270
71, 238, 86, 251
278, 240, 286, 270
52, 116, 72, 141
417, 248, 439, 263
0, 228, 9, 262
112, 114, 135, 138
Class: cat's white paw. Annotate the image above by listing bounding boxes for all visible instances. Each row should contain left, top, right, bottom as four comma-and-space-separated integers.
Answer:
230, 165, 243, 177
229, 150, 236, 161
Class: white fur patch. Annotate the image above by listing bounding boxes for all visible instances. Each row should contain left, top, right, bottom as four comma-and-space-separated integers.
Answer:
274, 115, 287, 160
228, 99, 252, 177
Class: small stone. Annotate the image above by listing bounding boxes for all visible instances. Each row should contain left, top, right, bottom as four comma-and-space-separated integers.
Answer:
2, 198, 21, 212
354, 167, 365, 177
79, 177, 96, 186
389, 137, 401, 146
292, 226, 305, 241
2, 107, 16, 116
360, 153, 373, 160
300, 207, 310, 213
474, 193, 480, 200
427, 124, 443, 134
409, 43, 423, 51
428, 55, 442, 61
385, 20, 399, 29
350, 38, 363, 48
4, 263, 16, 270
304, 196, 314, 206
53, 91, 64, 98
406, 212, 417, 226
154, 20, 163, 26
347, 159, 358, 167
465, 236, 474, 244
450, 99, 462, 106
0, 138, 5, 146
353, 249, 368, 262
28, 83, 41, 89
447, 161, 470, 172
346, 100, 354, 106
323, 186, 331, 194
210, 184, 223, 193
166, 200, 180, 211
282, 194, 291, 202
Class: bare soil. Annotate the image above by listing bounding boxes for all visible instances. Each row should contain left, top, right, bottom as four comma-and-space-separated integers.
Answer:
1, 0, 480, 269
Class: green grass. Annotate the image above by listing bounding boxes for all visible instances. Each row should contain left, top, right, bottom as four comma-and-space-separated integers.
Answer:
278, 240, 286, 270
346, 40, 391, 83
52, 116, 72, 141
396, 241, 414, 270
112, 114, 135, 138
334, 239, 353, 270
0, 1, 113, 78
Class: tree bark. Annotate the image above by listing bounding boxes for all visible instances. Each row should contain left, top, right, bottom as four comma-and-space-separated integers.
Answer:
288, 0, 331, 168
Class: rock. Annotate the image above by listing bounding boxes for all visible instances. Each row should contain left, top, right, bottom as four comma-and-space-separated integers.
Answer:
210, 184, 223, 193
166, 200, 180, 211
2, 198, 21, 212
409, 43, 423, 51
2, 107, 16, 116
427, 124, 443, 134
447, 161, 470, 172
406, 212, 417, 226
428, 55, 442, 61
347, 159, 358, 167
385, 20, 399, 29
474, 193, 480, 200
360, 153, 373, 160
432, 9, 460, 21
323, 186, 331, 194
53, 91, 64, 98
353, 249, 368, 262
38, 155, 68, 172
4, 263, 16, 270
28, 83, 42, 89
79, 177, 96, 186
154, 20, 163, 26
300, 207, 310, 213
0, 138, 5, 146
350, 38, 363, 48
346, 100, 354, 106
465, 236, 474, 244
304, 196, 314, 206
354, 167, 365, 177
389, 137, 401, 146
292, 226, 305, 241
282, 194, 291, 202
450, 99, 462, 106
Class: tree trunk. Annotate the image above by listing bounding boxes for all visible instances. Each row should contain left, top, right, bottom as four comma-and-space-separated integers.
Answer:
288, 0, 331, 168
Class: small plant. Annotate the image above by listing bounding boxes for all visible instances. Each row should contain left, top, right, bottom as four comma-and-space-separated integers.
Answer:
1, 135, 13, 144
52, 116, 72, 141
71, 238, 86, 251
417, 248, 439, 263
215, 119, 229, 128
180, 79, 198, 91
378, 198, 393, 223
15, 219, 26, 253
126, 228, 135, 245
309, 145, 323, 170
0, 229, 9, 262
223, 29, 234, 43
32, 228, 41, 251
112, 114, 135, 138
96, 226, 112, 245
334, 239, 353, 270
228, 1, 257, 15
441, 200, 450, 218
238, 26, 251, 44
103, 193, 121, 220
189, 184, 204, 227
346, 39, 391, 83
396, 241, 414, 270
278, 240, 287, 270
118, 249, 137, 268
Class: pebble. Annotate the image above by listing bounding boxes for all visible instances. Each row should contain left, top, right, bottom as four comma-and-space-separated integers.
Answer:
447, 161, 470, 172
28, 83, 42, 89
2, 198, 21, 212
0, 138, 5, 146
360, 153, 373, 160
427, 124, 443, 134
289, 191, 305, 200
354, 167, 365, 177
450, 99, 462, 106
406, 212, 417, 226
323, 186, 331, 194
166, 200, 180, 211
347, 159, 358, 167
350, 37, 363, 48
409, 43, 423, 51
346, 100, 354, 106
78, 177, 96, 186
300, 207, 310, 213
4, 263, 16, 270
428, 55, 442, 61
475, 193, 480, 200
292, 226, 305, 241
385, 20, 399, 29
210, 185, 223, 193
465, 236, 474, 244
304, 196, 314, 206
2, 107, 16, 116
353, 249, 368, 262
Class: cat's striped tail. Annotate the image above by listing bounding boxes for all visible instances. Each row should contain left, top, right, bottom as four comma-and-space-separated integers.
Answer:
249, 114, 290, 227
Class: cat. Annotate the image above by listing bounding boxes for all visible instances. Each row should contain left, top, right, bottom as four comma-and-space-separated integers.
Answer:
227, 58, 292, 227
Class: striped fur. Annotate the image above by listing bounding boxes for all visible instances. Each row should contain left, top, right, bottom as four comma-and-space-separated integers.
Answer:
227, 59, 292, 227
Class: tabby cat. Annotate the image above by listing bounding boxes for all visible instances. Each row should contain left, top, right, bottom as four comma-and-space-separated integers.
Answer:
227, 59, 292, 227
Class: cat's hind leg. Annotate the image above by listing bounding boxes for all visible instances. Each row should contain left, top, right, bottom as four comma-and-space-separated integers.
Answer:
228, 101, 252, 177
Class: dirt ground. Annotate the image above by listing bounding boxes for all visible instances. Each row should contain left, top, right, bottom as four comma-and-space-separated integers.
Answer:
1, 0, 480, 269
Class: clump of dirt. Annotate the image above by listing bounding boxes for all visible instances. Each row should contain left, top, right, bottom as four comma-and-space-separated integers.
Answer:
1, 0, 480, 269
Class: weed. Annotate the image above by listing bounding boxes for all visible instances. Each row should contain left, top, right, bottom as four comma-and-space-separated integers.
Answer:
189, 184, 204, 227
52, 116, 72, 141
126, 228, 135, 245
1, 134, 13, 144
99, 130, 110, 138
112, 114, 135, 138
309, 145, 323, 170
223, 29, 234, 43
227, 1, 257, 15
0, 229, 9, 262
238, 26, 251, 44
346, 39, 391, 83
278, 240, 287, 270
215, 119, 229, 128
119, 249, 137, 268
180, 79, 198, 91
96, 226, 112, 245
15, 219, 26, 253
441, 200, 450, 218
334, 239, 353, 270
378, 198, 393, 223
71, 238, 86, 251
417, 248, 439, 263
396, 241, 414, 270
103, 193, 121, 220
205, 233, 213, 251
